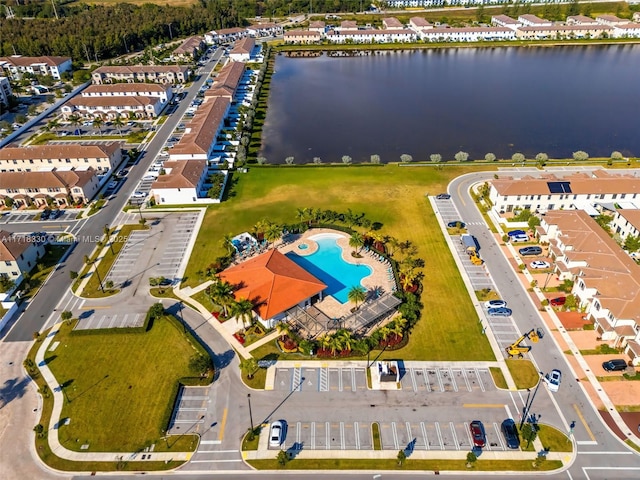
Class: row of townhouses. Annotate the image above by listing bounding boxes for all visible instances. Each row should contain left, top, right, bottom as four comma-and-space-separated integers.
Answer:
0, 55, 72, 80
61, 83, 174, 119
204, 23, 283, 44
285, 14, 640, 44
91, 65, 192, 85
0, 143, 123, 207
489, 171, 640, 365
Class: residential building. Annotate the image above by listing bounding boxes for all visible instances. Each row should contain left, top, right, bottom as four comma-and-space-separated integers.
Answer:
80, 83, 173, 103
336, 20, 358, 31
327, 29, 417, 43
491, 15, 522, 29
217, 249, 327, 329
284, 30, 322, 44
246, 22, 283, 37
0, 167, 101, 208
0, 230, 46, 284
382, 17, 404, 29
151, 160, 210, 205
229, 37, 255, 62
309, 21, 326, 33
540, 210, 640, 365
420, 26, 515, 42
0, 143, 123, 173
169, 96, 231, 161
409, 17, 434, 30
172, 36, 205, 60
91, 65, 191, 84
62, 95, 165, 119
386, 0, 445, 7
595, 14, 630, 26
611, 23, 640, 38
516, 24, 613, 39
204, 27, 248, 44
0, 77, 11, 107
517, 15, 552, 27
610, 208, 640, 242
566, 15, 599, 25
204, 61, 245, 100
0, 55, 72, 80
488, 171, 640, 215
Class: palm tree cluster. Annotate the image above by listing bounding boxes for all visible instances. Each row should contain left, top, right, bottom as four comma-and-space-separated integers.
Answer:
206, 279, 255, 328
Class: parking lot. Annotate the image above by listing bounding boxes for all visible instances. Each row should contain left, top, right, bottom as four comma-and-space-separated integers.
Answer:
0, 210, 78, 224
168, 386, 210, 435
273, 366, 495, 394
106, 229, 150, 286
74, 311, 145, 330
155, 212, 199, 280
272, 419, 513, 452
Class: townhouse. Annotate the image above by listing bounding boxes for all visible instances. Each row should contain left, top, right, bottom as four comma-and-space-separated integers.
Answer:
566, 15, 599, 26
151, 160, 210, 205
309, 21, 326, 33
0, 168, 101, 208
517, 14, 552, 27
610, 209, 640, 242
91, 65, 191, 85
172, 36, 205, 61
80, 83, 173, 103
595, 14, 630, 26
491, 15, 523, 29
382, 17, 404, 29
489, 172, 640, 215
204, 61, 245, 100
408, 17, 434, 31
0, 55, 71, 80
229, 37, 255, 62
516, 24, 613, 39
0, 230, 46, 284
327, 29, 417, 44
0, 77, 11, 107
420, 26, 515, 42
284, 31, 322, 44
0, 143, 123, 173
246, 22, 283, 37
540, 210, 640, 365
205, 27, 248, 44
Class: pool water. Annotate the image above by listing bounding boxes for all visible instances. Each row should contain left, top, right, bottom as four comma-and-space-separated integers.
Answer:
286, 234, 372, 304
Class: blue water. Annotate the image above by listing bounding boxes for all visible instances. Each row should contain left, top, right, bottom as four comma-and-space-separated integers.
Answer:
286, 235, 372, 304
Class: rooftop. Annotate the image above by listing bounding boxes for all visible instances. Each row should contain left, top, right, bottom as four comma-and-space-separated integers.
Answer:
170, 96, 230, 155
0, 142, 122, 161
151, 160, 206, 189
491, 172, 640, 196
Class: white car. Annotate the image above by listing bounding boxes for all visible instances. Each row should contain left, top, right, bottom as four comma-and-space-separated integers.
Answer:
269, 420, 283, 447
484, 299, 507, 309
142, 175, 157, 181
131, 191, 147, 199
544, 369, 561, 392
530, 261, 551, 270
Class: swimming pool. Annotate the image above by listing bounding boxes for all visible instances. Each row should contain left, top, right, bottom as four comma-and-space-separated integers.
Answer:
286, 233, 372, 304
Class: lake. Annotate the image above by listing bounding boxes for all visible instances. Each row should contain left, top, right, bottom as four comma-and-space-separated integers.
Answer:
260, 45, 640, 163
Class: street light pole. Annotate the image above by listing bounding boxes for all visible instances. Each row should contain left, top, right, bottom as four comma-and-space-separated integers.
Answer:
247, 393, 254, 434
520, 372, 544, 429
92, 259, 105, 293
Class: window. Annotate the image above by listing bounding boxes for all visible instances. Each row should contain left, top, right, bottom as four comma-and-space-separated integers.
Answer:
4, 261, 11, 266
594, 302, 600, 311
11, 271, 18, 276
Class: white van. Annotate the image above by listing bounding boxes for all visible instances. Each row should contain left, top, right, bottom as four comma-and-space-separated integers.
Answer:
511, 234, 529, 243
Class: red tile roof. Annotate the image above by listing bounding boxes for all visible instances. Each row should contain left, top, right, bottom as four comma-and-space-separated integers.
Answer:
218, 250, 326, 320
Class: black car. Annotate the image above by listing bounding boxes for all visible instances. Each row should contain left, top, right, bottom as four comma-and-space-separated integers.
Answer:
50, 209, 64, 219
40, 209, 51, 220
519, 246, 543, 256
501, 419, 520, 449
447, 221, 465, 228
507, 229, 526, 237
602, 359, 628, 372
436, 193, 451, 200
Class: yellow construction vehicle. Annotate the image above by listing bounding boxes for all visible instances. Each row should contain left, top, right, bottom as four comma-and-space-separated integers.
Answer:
505, 329, 542, 358
462, 234, 484, 265
470, 252, 483, 265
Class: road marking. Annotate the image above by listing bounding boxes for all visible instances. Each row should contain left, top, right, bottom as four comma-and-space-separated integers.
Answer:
573, 404, 596, 442
200, 440, 221, 445
457, 183, 466, 207
80, 305, 111, 310
579, 451, 633, 455
218, 408, 227, 441
355, 421, 360, 450
196, 449, 238, 453
189, 459, 242, 463
450, 421, 459, 450
421, 422, 429, 450
576, 440, 598, 445
340, 422, 345, 450
391, 422, 399, 450
463, 403, 504, 408
435, 422, 444, 449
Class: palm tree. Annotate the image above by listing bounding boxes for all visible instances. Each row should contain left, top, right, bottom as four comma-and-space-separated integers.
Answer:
264, 222, 282, 247
319, 335, 332, 354
239, 357, 259, 379
67, 114, 81, 136
220, 233, 235, 256
92, 117, 104, 135
253, 218, 271, 239
348, 285, 367, 311
276, 321, 293, 340
231, 298, 254, 328
112, 116, 125, 136
209, 280, 235, 317
349, 232, 364, 254
46, 119, 59, 133
335, 330, 353, 353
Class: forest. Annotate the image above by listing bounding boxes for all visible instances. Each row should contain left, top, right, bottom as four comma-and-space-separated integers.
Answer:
0, 0, 363, 61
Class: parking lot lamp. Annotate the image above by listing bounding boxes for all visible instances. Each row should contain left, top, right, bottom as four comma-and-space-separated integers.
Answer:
247, 393, 254, 434
520, 372, 544, 429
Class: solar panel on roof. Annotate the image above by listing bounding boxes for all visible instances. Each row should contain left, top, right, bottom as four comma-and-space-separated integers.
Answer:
547, 181, 572, 193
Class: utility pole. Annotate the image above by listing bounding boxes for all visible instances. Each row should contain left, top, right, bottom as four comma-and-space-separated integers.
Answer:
247, 393, 254, 434
520, 372, 544, 429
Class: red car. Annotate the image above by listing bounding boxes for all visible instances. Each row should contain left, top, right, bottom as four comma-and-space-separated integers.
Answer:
469, 420, 486, 448
550, 297, 566, 306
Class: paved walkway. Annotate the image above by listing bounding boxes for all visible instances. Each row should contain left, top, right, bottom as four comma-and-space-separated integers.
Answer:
35, 322, 192, 463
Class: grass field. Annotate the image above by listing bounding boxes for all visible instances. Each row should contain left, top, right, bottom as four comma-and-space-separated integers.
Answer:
185, 165, 495, 362
46, 316, 206, 452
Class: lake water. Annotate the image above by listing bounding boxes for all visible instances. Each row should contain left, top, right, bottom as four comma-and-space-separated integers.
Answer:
260, 45, 640, 163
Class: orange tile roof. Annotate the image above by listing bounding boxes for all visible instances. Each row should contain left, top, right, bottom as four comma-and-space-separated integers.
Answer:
170, 96, 230, 155
151, 160, 206, 189
218, 249, 326, 320
0, 229, 31, 261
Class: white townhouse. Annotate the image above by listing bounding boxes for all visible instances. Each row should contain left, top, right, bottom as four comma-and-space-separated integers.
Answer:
491, 15, 522, 29
246, 22, 283, 37
309, 21, 326, 33
409, 17, 434, 31
566, 15, 599, 26
610, 208, 640, 242
382, 18, 404, 30
516, 24, 613, 39
0, 77, 12, 107
229, 37, 255, 62
517, 14, 553, 27
489, 171, 640, 215
0, 230, 46, 284
205, 27, 248, 44
81, 84, 173, 103
336, 20, 358, 31
595, 14, 630, 26
172, 36, 205, 60
387, 0, 445, 7
0, 143, 123, 173
540, 210, 640, 365
284, 30, 322, 44
0, 56, 71, 80
611, 23, 640, 38
327, 29, 417, 44
91, 65, 191, 84
420, 27, 515, 42
151, 160, 210, 205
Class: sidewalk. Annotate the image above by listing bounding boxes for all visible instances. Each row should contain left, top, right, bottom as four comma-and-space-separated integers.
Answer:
35, 322, 191, 463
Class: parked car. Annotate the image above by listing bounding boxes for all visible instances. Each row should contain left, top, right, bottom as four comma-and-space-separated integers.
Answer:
544, 369, 562, 392
469, 420, 486, 448
519, 246, 543, 256
40, 209, 51, 220
436, 193, 451, 200
550, 297, 566, 306
530, 261, 551, 269
50, 209, 64, 219
485, 299, 507, 309
269, 420, 283, 447
510, 234, 529, 243
447, 220, 465, 228
507, 229, 526, 237
501, 419, 520, 449
602, 359, 628, 372
131, 191, 147, 199
488, 307, 512, 317
142, 175, 157, 181
108, 180, 118, 189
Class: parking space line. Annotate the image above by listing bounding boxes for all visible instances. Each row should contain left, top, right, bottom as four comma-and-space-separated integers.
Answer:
493, 422, 505, 451
410, 368, 417, 392
422, 368, 431, 392
461, 369, 472, 392
326, 421, 330, 450
476, 368, 486, 392
340, 422, 345, 450
355, 422, 360, 450
463, 421, 473, 446
108, 316, 117, 328
421, 422, 429, 450
338, 369, 343, 392
405, 421, 412, 448
96, 315, 106, 329
436, 369, 444, 392
435, 422, 443, 449
391, 422, 399, 450
449, 368, 458, 392
351, 367, 357, 392
450, 421, 459, 450
311, 422, 315, 449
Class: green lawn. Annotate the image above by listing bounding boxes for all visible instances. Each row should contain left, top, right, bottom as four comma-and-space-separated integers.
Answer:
507, 359, 540, 389
23, 244, 70, 300
46, 316, 207, 452
537, 425, 573, 453
184, 165, 495, 362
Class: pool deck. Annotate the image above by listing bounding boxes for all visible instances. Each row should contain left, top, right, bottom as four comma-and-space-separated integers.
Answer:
278, 229, 397, 319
